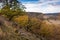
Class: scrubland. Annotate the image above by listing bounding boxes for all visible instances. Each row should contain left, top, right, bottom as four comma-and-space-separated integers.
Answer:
0, 14, 60, 40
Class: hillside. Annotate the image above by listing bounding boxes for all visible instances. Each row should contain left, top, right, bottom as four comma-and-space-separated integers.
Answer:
0, 15, 42, 40
0, 12, 60, 40
0, 0, 60, 40
43, 13, 60, 20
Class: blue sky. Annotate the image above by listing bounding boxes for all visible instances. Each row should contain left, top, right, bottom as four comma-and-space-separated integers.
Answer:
19, 0, 39, 3
18, 0, 60, 13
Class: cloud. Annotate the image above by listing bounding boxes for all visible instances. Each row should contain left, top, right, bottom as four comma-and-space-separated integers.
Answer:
23, 3, 60, 13
22, 0, 60, 13
39, 0, 60, 6
0, 3, 2, 8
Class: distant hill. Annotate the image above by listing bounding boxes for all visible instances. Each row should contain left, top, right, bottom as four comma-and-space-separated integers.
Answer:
26, 12, 60, 20
43, 13, 60, 20
27, 12, 43, 19
27, 12, 60, 16
27, 12, 42, 16
44, 13, 60, 16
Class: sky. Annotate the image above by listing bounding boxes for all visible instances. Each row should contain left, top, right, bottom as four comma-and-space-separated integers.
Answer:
18, 0, 60, 13
0, 0, 60, 13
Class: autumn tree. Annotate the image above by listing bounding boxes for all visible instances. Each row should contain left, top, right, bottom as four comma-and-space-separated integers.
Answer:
0, 0, 26, 20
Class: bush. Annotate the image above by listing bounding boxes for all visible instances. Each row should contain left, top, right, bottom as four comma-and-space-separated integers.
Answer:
14, 15, 28, 27
28, 17, 42, 34
39, 21, 56, 40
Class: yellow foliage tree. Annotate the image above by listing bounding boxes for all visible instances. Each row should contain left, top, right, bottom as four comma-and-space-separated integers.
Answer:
28, 17, 41, 33
14, 15, 28, 27
40, 21, 54, 39
0, 6, 25, 20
